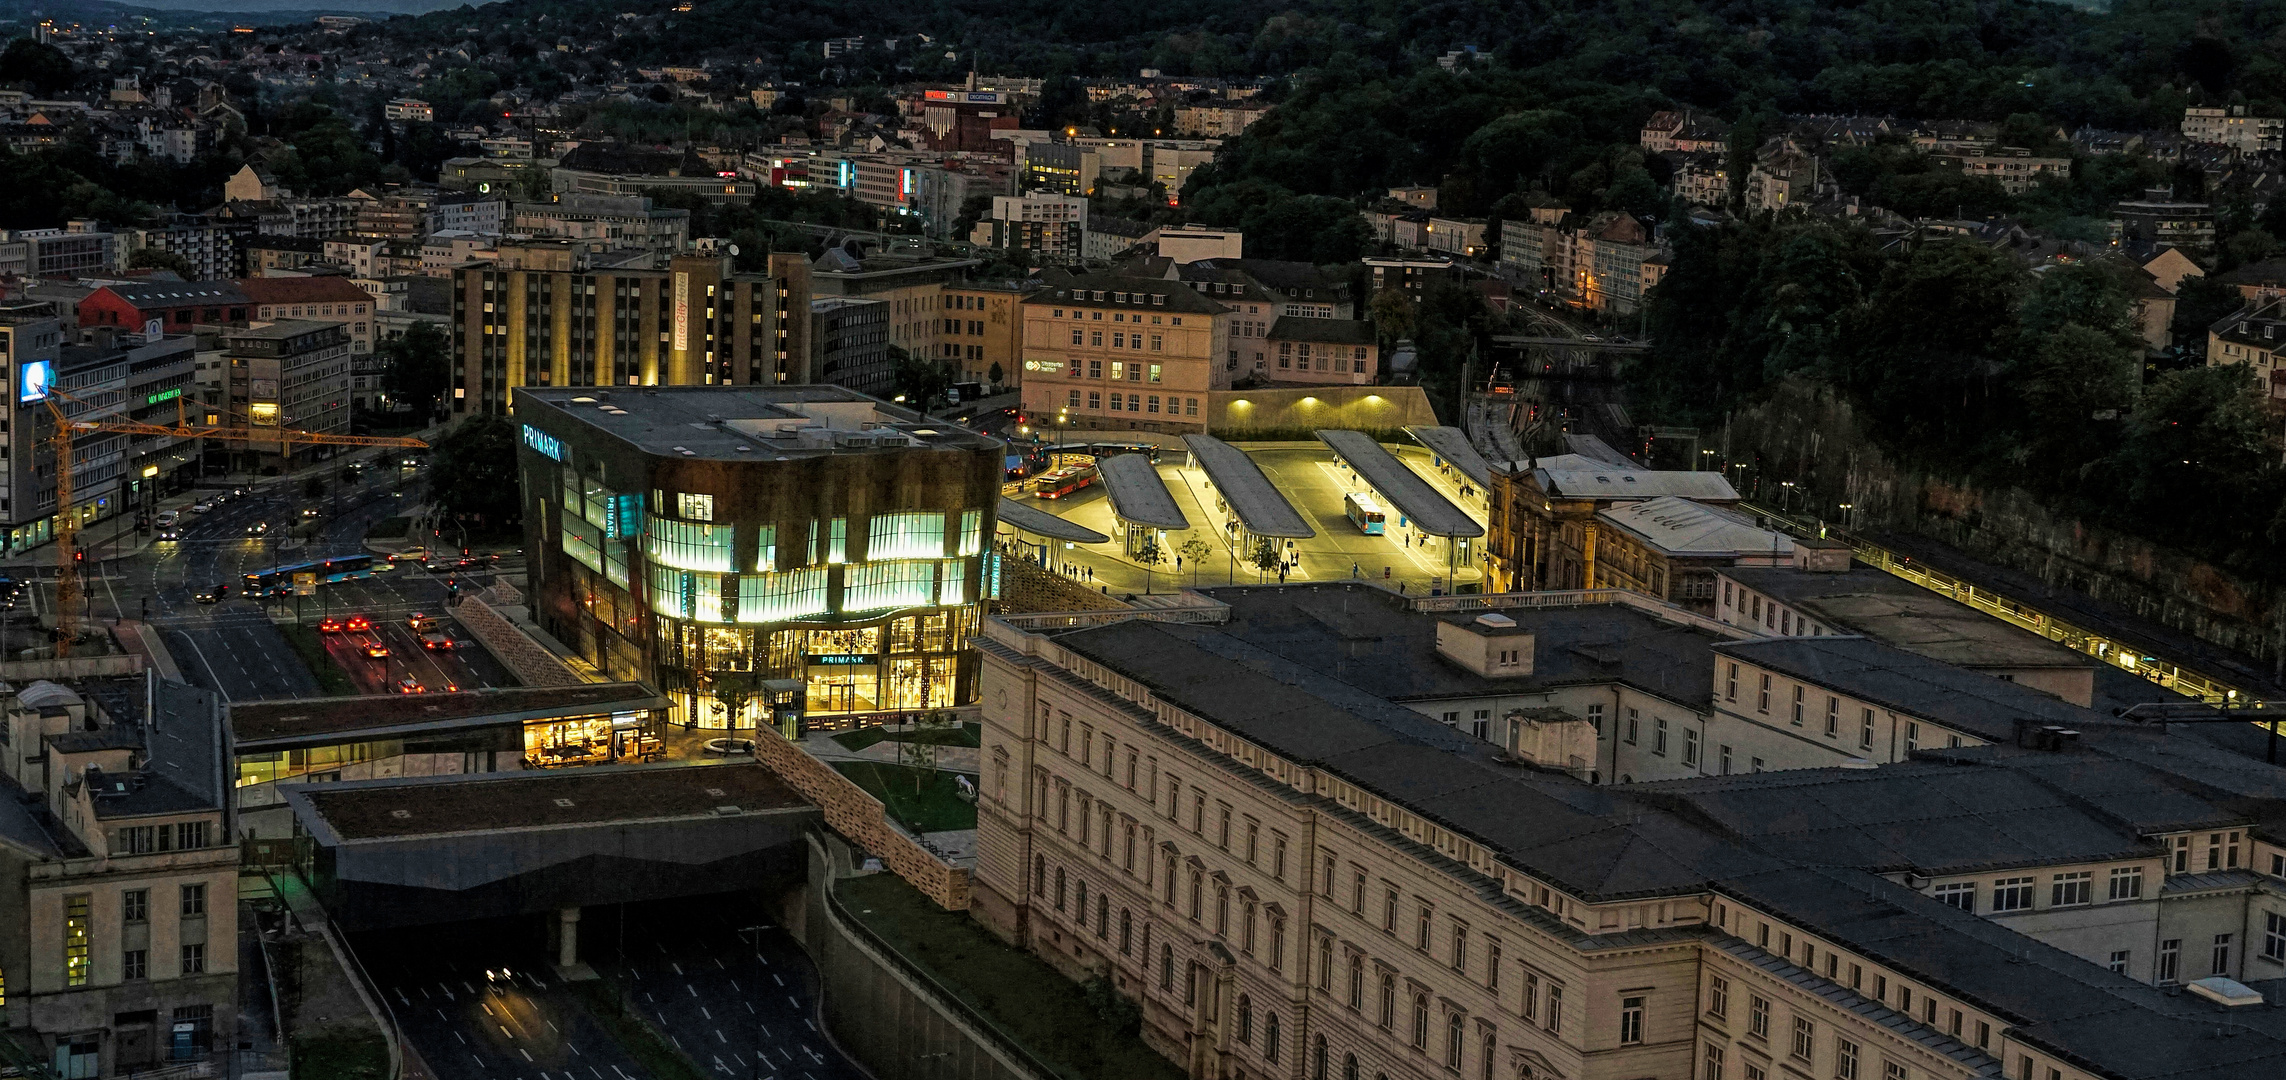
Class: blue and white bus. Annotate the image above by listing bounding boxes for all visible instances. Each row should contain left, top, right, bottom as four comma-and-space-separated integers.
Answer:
244, 555, 377, 596
1343, 492, 1386, 535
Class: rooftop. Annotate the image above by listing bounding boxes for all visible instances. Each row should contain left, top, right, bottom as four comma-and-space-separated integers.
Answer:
1723, 566, 2092, 672
1029, 271, 1228, 315
1265, 315, 1373, 345
1096, 451, 1189, 530
514, 385, 1002, 461
1599, 496, 1789, 558
1403, 425, 1495, 490
230, 683, 670, 747
292, 761, 811, 841
1316, 429, 1482, 537
1712, 635, 2111, 743
1198, 583, 1726, 710
1529, 467, 1739, 501
1182, 435, 1313, 539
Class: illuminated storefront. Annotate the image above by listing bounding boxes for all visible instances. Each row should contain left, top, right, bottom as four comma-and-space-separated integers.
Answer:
517, 386, 1003, 733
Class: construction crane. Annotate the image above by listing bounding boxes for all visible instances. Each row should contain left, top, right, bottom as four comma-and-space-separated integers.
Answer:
43, 389, 428, 655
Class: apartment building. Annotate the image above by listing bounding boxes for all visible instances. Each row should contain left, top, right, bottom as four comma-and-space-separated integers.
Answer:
124, 220, 250, 282
222, 321, 351, 458
1949, 147, 2069, 195
972, 585, 2286, 1080
975, 194, 1090, 264
511, 193, 690, 256
1500, 211, 1666, 315
384, 98, 435, 122
808, 297, 892, 395
450, 250, 812, 416
1017, 272, 1229, 434
0, 676, 238, 1079
2181, 105, 2283, 153
2205, 299, 2286, 402
0, 225, 118, 278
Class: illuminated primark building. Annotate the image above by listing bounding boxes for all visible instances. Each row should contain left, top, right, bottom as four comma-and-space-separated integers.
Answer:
514, 385, 1003, 729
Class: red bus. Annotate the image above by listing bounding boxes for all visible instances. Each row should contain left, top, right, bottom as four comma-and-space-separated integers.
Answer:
1030, 464, 1098, 499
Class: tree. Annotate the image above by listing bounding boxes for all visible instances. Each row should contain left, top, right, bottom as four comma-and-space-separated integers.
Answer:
1248, 537, 1280, 582
1133, 532, 1165, 593
2111, 365, 2276, 531
380, 323, 452, 422
986, 360, 1005, 388
428, 415, 523, 533
1179, 535, 1214, 585
2170, 274, 2244, 350
128, 248, 195, 278
0, 39, 76, 96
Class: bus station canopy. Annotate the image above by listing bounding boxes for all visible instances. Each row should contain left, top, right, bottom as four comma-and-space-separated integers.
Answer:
1097, 452, 1190, 531
1315, 429, 1484, 538
1181, 435, 1313, 539
997, 498, 1110, 544
1404, 425, 1495, 491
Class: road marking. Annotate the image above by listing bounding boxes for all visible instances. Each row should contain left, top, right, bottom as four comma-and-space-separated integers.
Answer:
455, 1032, 467, 1044
671, 963, 683, 976
786, 996, 799, 1009
715, 1029, 726, 1043
729, 979, 740, 992
745, 1003, 756, 1015
613, 1068, 633, 1080
567, 1043, 580, 1056
546, 1020, 559, 1033
687, 984, 699, 998
469, 1053, 485, 1069
503, 1026, 515, 1040
519, 1049, 533, 1062
714, 958, 726, 970
700, 1007, 711, 1020
803, 1020, 815, 1032
772, 975, 783, 986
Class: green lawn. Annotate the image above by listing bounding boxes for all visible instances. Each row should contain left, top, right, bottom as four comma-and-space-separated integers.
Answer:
838, 873, 1185, 1080
291, 1031, 387, 1080
830, 722, 982, 752
830, 761, 976, 832
279, 623, 358, 696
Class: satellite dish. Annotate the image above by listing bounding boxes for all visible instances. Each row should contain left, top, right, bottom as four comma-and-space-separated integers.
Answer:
727, 244, 740, 256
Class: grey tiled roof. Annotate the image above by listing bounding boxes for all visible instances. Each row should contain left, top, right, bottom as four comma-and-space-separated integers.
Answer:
1713, 636, 2112, 743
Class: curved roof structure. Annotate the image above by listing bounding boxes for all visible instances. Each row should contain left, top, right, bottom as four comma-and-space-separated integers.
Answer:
1404, 425, 1495, 491
997, 498, 1111, 544
1314, 429, 1483, 538
1097, 452, 1189, 530
1182, 435, 1313, 539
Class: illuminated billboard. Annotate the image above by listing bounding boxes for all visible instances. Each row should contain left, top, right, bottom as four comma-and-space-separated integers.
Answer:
17, 360, 52, 405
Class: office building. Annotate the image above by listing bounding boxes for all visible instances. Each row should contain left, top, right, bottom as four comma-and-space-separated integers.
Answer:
0, 225, 119, 278
1017, 271, 1230, 434
509, 194, 690, 256
1486, 466, 1742, 594
449, 251, 813, 416
937, 282, 1028, 390
973, 195, 1089, 264
808, 249, 977, 361
973, 584, 2286, 1080
0, 677, 239, 1079
808, 297, 892, 395
219, 321, 351, 463
512, 385, 1001, 723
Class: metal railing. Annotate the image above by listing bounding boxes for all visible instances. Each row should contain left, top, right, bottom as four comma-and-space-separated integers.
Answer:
1738, 502, 2256, 705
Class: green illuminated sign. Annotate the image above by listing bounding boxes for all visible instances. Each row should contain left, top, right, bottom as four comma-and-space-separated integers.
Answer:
145, 388, 182, 406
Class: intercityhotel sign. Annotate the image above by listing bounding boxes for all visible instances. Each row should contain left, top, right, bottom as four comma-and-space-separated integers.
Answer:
673, 272, 691, 353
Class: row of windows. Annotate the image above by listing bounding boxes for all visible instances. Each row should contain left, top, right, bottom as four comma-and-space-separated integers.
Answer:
63, 885, 209, 988
1932, 867, 2144, 914
1063, 390, 1200, 416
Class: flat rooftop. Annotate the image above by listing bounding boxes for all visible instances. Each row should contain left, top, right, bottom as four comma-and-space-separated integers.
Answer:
295, 762, 810, 841
515, 385, 1002, 461
231, 683, 670, 746
1724, 566, 2091, 672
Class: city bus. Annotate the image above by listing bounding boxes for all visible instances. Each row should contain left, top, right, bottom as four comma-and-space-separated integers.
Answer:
1031, 464, 1099, 500
1344, 492, 1387, 535
244, 554, 377, 596
1075, 442, 1162, 464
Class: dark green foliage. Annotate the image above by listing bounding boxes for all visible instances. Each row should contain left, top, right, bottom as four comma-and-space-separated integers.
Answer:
0, 38, 77, 96
378, 322, 453, 423
428, 415, 523, 532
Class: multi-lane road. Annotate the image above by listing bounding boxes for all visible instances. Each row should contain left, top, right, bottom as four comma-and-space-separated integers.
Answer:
353, 897, 865, 1080
38, 457, 518, 702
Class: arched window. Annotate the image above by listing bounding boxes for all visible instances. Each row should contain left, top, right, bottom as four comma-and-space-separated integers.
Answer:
1412, 993, 1430, 1048
1480, 1032, 1496, 1080
1096, 893, 1109, 938
1446, 1012, 1464, 1069
1077, 879, 1089, 916
1120, 909, 1134, 955
1343, 1053, 1359, 1080
1237, 994, 1253, 1044
1264, 1012, 1280, 1062
1055, 867, 1067, 910
1378, 972, 1396, 1028
1033, 854, 1046, 897
1160, 944, 1175, 991
1313, 1035, 1329, 1080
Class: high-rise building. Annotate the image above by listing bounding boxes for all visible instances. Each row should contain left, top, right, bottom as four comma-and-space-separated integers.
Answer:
450, 252, 813, 416
512, 385, 1001, 724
